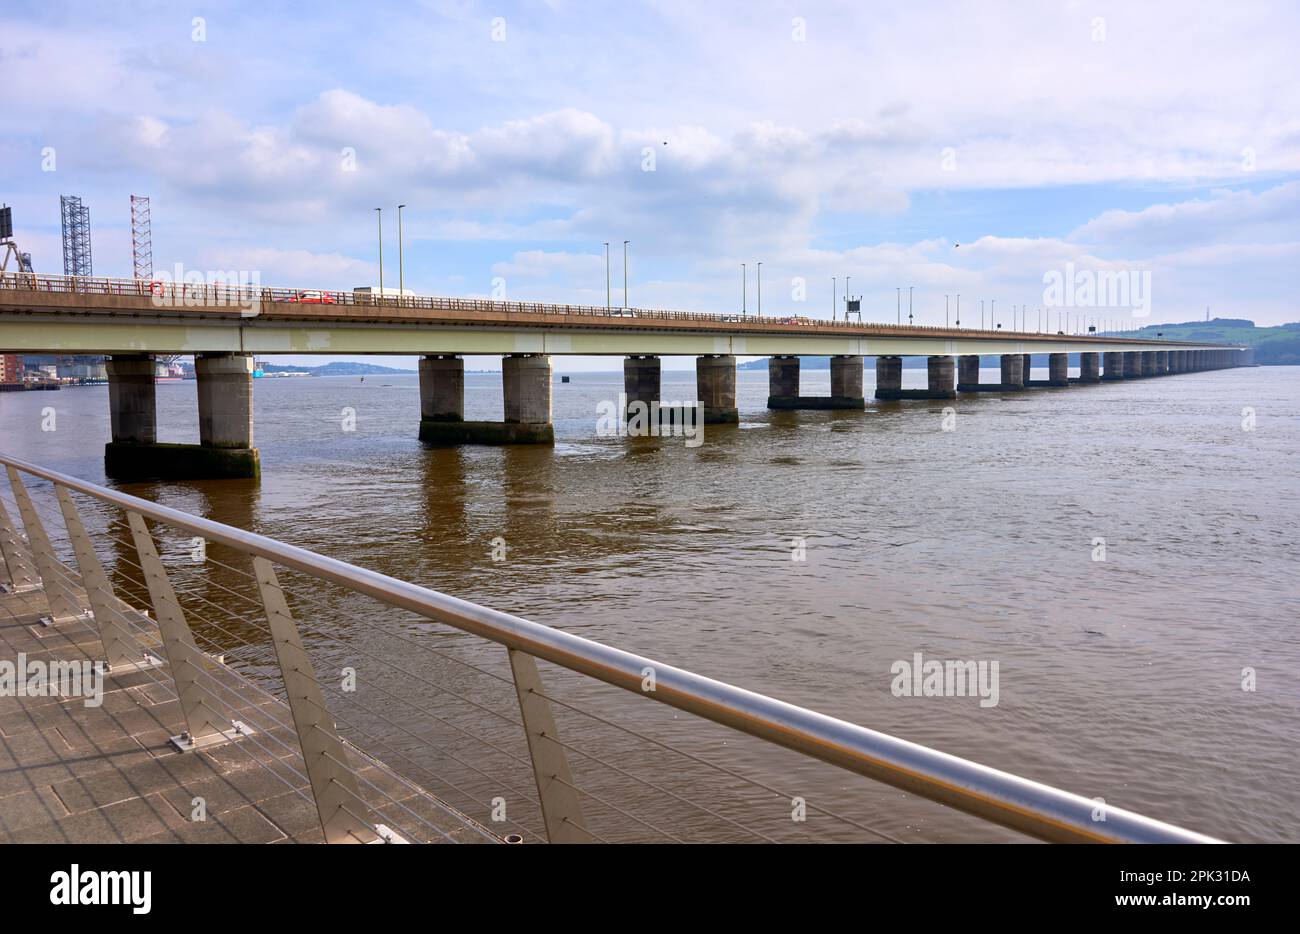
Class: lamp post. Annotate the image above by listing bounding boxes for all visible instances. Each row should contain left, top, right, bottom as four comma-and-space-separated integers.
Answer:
742, 263, 746, 315
908, 286, 913, 326
397, 204, 406, 296
757, 262, 762, 317
832, 277, 837, 319
955, 293, 960, 328
374, 208, 383, 295
945, 293, 949, 328
623, 240, 630, 308
897, 287, 901, 325
604, 242, 610, 310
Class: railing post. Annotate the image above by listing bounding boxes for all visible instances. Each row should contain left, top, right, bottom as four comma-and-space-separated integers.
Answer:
507, 648, 592, 843
0, 488, 40, 594
250, 556, 391, 843
125, 510, 249, 751
5, 466, 90, 625
55, 486, 163, 673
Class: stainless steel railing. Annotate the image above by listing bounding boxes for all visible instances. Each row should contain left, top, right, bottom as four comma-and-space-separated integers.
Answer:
0, 452, 1223, 843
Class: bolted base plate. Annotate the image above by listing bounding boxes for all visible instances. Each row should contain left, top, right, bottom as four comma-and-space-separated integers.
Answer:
106, 653, 167, 678
169, 720, 254, 753
38, 610, 95, 628
369, 824, 410, 844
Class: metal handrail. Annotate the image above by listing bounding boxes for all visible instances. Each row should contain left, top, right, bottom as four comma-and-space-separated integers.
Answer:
0, 451, 1222, 843
0, 270, 1241, 347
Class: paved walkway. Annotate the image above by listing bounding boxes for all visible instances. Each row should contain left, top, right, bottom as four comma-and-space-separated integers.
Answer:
0, 584, 493, 844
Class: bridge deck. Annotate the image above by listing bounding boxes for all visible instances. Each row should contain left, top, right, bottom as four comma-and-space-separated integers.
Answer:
0, 587, 491, 844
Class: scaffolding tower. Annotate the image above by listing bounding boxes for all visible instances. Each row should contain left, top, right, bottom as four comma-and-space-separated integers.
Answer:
59, 195, 93, 277
130, 194, 153, 279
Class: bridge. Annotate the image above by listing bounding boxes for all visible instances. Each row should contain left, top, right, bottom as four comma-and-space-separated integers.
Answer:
1, 271, 1251, 479
0, 453, 1222, 843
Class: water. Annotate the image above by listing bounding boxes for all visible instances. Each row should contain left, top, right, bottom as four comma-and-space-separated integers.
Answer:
2, 364, 1297, 843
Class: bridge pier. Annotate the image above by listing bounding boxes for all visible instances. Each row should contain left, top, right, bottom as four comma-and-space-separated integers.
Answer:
956, 355, 981, 391
420, 354, 554, 445
872, 356, 902, 399
696, 355, 738, 424
875, 355, 954, 400
105, 354, 156, 445
623, 355, 660, 419
1124, 353, 1142, 379
1047, 353, 1069, 386
1076, 352, 1100, 383
1102, 351, 1125, 380
105, 352, 260, 480
417, 354, 464, 430
831, 355, 865, 403
999, 354, 1025, 390
1140, 351, 1156, 377
770, 355, 864, 409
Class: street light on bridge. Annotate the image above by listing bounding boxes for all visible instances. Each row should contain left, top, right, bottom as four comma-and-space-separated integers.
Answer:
374, 207, 383, 295
397, 204, 406, 296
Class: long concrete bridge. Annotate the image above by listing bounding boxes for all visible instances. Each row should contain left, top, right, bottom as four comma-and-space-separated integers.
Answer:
1, 272, 1251, 479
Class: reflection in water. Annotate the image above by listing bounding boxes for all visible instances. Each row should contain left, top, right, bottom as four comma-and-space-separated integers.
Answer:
1, 366, 1297, 841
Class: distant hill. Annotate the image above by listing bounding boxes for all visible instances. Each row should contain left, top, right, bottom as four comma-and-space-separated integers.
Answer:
736, 318, 1300, 367
1110, 319, 1300, 365
258, 361, 415, 375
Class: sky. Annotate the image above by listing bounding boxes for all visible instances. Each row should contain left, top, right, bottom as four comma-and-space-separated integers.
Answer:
3, 0, 1298, 370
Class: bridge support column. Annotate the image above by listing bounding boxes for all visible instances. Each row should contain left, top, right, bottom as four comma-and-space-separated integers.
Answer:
999, 354, 1024, 390
926, 356, 956, 398
1124, 353, 1142, 378
623, 355, 660, 419
421, 354, 554, 445
1140, 351, 1157, 377
106, 352, 260, 480
1103, 351, 1125, 380
770, 354, 864, 408
106, 354, 156, 445
696, 355, 738, 424
830, 355, 865, 403
1047, 353, 1069, 386
417, 355, 464, 442
956, 355, 981, 391
1077, 352, 1100, 383
1022, 354, 1033, 382
767, 356, 800, 408
873, 356, 903, 399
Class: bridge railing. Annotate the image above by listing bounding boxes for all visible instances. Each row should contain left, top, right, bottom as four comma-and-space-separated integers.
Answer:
0, 452, 1221, 844
0, 269, 1182, 341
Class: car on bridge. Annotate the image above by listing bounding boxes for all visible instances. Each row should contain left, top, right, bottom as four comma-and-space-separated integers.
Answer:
283, 290, 337, 304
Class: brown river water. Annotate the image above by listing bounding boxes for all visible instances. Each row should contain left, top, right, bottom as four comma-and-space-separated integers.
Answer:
2, 363, 1297, 843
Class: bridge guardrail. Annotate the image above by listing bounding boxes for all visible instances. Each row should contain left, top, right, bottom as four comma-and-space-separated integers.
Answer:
0, 452, 1222, 844
0, 270, 1230, 344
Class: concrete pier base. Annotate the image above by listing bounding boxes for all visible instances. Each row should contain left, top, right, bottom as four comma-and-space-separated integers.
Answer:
999, 354, 1025, 391
956, 355, 982, 392
767, 354, 864, 409
1124, 353, 1142, 379
419, 421, 554, 445
420, 354, 554, 445
105, 442, 261, 480
1103, 351, 1125, 380
1140, 351, 1157, 377
1074, 352, 1101, 383
696, 355, 738, 424
106, 352, 260, 480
